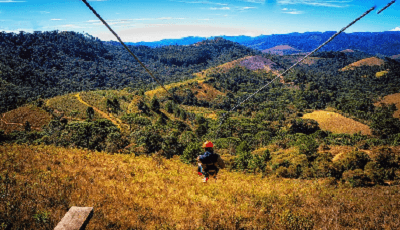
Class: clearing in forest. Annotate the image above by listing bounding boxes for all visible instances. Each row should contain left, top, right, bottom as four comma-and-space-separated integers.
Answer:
340, 57, 385, 71
302, 110, 372, 135
375, 92, 400, 118
0, 106, 52, 134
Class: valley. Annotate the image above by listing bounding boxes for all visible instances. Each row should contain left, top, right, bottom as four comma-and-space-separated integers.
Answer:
1, 31, 400, 229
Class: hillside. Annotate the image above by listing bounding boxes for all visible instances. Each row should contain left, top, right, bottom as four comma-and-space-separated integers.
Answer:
376, 93, 400, 118
391, 54, 400, 61
124, 32, 400, 56
340, 57, 385, 71
3, 144, 400, 229
0, 31, 257, 113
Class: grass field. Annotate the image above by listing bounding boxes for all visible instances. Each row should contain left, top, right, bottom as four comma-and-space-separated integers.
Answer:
302, 110, 372, 135
46, 93, 101, 120
376, 92, 400, 118
0, 106, 52, 134
340, 57, 385, 71
2, 144, 400, 229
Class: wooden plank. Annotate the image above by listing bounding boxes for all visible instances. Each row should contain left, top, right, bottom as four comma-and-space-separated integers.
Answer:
54, 206, 93, 230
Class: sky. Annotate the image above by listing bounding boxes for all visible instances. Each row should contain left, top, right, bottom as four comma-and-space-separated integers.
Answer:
0, 0, 399, 42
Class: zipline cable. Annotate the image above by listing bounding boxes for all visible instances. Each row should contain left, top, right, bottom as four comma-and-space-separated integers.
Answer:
81, 0, 176, 100
213, 6, 376, 139
378, 0, 396, 14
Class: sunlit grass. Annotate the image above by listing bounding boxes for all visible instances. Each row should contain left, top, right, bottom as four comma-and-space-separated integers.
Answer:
2, 144, 400, 229
303, 110, 372, 135
376, 92, 400, 118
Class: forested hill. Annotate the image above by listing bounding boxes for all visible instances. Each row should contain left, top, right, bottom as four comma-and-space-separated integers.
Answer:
0, 31, 257, 113
125, 31, 400, 57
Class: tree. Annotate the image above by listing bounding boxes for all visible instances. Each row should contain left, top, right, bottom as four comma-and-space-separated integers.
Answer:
150, 96, 160, 112
86, 107, 95, 120
24, 121, 31, 132
371, 104, 400, 138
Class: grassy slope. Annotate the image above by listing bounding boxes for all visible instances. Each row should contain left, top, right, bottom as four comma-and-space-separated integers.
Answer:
303, 110, 372, 135
0, 105, 52, 134
376, 92, 400, 118
340, 57, 385, 71
2, 144, 400, 229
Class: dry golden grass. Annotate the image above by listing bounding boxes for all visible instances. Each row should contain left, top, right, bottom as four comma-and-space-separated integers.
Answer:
303, 110, 372, 135
375, 92, 400, 118
181, 105, 219, 120
340, 57, 385, 71
145, 77, 204, 99
2, 144, 400, 229
74, 93, 122, 129
376, 70, 389, 78
0, 106, 52, 134
46, 93, 101, 120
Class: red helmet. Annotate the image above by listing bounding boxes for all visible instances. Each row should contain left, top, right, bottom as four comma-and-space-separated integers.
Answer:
202, 141, 214, 148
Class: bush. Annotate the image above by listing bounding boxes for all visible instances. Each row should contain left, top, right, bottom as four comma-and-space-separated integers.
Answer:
336, 151, 371, 172
364, 161, 385, 185
276, 167, 289, 178
180, 142, 202, 164
312, 153, 338, 178
289, 119, 320, 135
342, 169, 370, 187
295, 134, 318, 161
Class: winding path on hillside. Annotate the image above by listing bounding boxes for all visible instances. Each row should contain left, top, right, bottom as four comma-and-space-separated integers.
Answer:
74, 93, 122, 129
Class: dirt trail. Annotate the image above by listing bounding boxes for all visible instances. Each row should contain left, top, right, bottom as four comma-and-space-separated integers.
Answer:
74, 93, 122, 129
1, 114, 23, 126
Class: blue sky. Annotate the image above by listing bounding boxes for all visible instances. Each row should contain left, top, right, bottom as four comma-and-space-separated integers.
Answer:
0, 0, 399, 42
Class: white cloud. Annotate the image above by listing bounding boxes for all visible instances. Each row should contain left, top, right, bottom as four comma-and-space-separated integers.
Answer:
210, 7, 230, 10
0, 0, 26, 2
241, 0, 265, 3
1, 28, 34, 33
95, 24, 266, 42
40, 11, 50, 14
239, 6, 257, 10
51, 19, 62, 21
391, 27, 400, 31
174, 0, 228, 5
278, 0, 352, 7
283, 10, 304, 14
60, 24, 86, 29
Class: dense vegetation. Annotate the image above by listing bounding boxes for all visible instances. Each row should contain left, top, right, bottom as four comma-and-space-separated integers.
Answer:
0, 31, 257, 113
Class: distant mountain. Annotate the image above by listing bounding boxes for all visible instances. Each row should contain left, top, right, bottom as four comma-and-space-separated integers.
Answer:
391, 54, 400, 61
121, 31, 400, 57
262, 45, 302, 55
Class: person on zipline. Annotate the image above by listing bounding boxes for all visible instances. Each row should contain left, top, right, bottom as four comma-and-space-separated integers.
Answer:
197, 141, 225, 183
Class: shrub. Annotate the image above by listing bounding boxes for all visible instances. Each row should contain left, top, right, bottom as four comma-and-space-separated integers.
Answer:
342, 169, 370, 187
295, 134, 318, 161
336, 151, 371, 172
289, 118, 320, 135
312, 153, 339, 178
180, 142, 202, 164
364, 161, 385, 185
280, 209, 314, 230
276, 167, 289, 178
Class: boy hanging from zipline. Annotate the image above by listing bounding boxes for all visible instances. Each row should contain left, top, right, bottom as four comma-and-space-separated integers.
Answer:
197, 141, 225, 183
